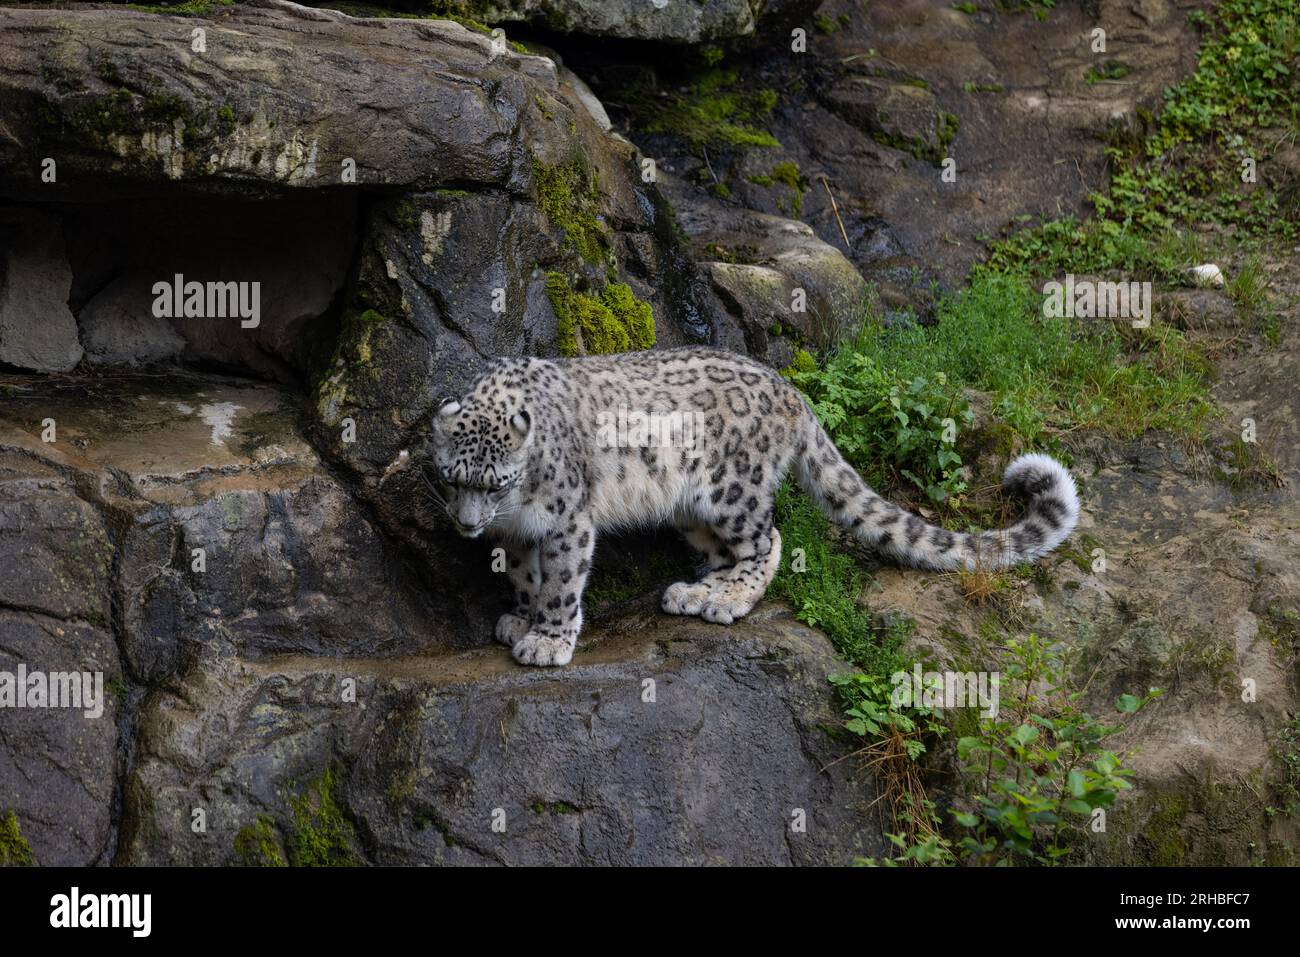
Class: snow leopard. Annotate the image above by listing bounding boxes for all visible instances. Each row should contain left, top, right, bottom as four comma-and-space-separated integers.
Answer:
428, 347, 1079, 667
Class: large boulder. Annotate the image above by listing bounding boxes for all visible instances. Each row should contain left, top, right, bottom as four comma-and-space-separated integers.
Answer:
661, 173, 869, 366
121, 603, 880, 866
0, 454, 120, 865
0, 0, 716, 550
0, 375, 474, 673
0, 208, 83, 372
0, 2, 552, 194
480, 0, 756, 44
316, 0, 820, 44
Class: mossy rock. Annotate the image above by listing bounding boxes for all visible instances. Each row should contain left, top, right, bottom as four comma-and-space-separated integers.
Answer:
545, 272, 655, 357
0, 810, 36, 867
531, 158, 611, 266
234, 815, 287, 867
285, 767, 362, 867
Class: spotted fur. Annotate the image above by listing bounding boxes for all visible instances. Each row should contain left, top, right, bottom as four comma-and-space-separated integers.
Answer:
429, 348, 1080, 667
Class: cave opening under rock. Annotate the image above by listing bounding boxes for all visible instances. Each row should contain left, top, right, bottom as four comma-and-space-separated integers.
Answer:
1, 189, 361, 384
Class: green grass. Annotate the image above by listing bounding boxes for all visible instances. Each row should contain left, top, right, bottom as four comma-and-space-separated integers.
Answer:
770, 0, 1291, 868
1226, 253, 1269, 316
984, 216, 1213, 282
794, 271, 1213, 452
770, 485, 910, 678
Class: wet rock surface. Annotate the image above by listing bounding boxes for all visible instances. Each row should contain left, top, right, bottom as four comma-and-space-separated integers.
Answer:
662, 173, 869, 366
578, 0, 1201, 301
0, 208, 84, 373
122, 603, 879, 866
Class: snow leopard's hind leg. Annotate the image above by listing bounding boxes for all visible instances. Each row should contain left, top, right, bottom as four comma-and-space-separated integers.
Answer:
495, 540, 540, 647
663, 513, 783, 625
662, 524, 734, 616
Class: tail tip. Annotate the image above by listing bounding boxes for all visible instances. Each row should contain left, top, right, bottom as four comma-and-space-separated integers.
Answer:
1002, 452, 1080, 516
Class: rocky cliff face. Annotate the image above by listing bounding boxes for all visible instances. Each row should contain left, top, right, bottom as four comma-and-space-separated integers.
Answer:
1, 0, 1297, 867
0, 0, 880, 865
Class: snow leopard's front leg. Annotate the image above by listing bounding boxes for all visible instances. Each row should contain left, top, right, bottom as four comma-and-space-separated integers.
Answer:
513, 516, 596, 667
495, 540, 540, 648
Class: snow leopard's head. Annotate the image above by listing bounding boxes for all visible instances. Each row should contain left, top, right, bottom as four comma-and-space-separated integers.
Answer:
428, 394, 532, 537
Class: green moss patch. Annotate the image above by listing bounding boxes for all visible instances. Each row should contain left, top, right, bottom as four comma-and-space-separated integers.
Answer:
530, 800, 579, 815
630, 68, 780, 151
285, 767, 362, 867
884, 109, 958, 165
545, 273, 654, 357
234, 815, 287, 867
532, 159, 611, 266
125, 0, 234, 15
0, 810, 36, 867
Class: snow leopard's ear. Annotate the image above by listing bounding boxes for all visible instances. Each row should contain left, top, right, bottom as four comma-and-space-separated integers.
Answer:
508, 408, 531, 443
436, 397, 461, 419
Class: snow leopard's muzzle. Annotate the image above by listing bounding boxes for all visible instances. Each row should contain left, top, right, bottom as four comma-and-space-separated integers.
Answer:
449, 490, 495, 538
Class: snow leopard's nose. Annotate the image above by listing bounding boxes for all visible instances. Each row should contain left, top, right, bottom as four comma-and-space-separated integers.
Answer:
456, 496, 488, 531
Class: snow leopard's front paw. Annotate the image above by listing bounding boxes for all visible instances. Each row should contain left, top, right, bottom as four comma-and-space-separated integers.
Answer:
495, 612, 530, 647
512, 631, 575, 667
661, 580, 710, 616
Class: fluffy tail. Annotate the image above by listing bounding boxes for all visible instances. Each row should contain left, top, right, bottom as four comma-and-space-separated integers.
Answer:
794, 413, 1079, 571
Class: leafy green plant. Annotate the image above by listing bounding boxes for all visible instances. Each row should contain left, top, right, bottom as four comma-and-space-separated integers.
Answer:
830, 670, 949, 853
851, 634, 1162, 866
1084, 61, 1131, 84
951, 634, 1162, 864
1267, 715, 1300, 818
788, 270, 1210, 475
785, 348, 972, 504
